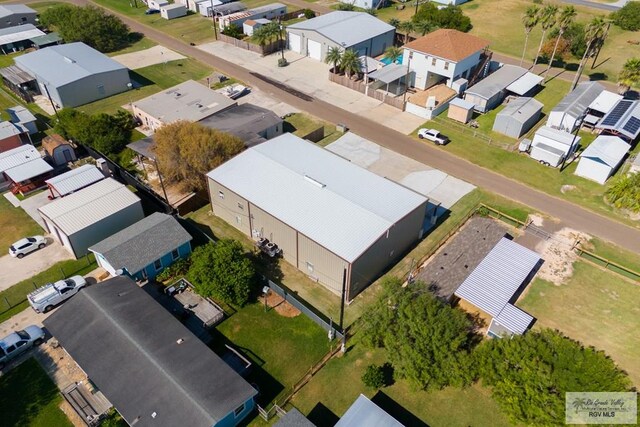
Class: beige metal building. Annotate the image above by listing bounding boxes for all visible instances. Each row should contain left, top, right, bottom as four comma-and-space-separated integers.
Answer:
207, 134, 429, 300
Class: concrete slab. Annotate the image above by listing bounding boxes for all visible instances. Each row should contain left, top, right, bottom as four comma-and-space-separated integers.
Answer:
111, 45, 186, 70
3, 192, 20, 207
238, 88, 298, 118
19, 191, 51, 229
327, 133, 475, 209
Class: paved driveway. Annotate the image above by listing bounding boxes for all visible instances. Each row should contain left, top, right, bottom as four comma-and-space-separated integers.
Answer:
112, 45, 186, 69
20, 191, 51, 229
0, 239, 73, 292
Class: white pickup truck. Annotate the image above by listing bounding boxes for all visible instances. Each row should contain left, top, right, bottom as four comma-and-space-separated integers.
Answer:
28, 275, 87, 313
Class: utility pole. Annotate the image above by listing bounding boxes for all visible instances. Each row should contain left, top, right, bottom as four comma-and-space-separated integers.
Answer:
210, 0, 218, 40
402, 51, 412, 111
43, 83, 59, 120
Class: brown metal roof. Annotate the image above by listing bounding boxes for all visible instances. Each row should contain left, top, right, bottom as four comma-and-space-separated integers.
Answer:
404, 29, 489, 62
41, 134, 69, 156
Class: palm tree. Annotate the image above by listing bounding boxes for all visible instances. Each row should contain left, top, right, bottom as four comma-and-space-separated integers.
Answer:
252, 24, 276, 51
388, 18, 400, 28
521, 5, 540, 66
591, 22, 610, 69
340, 49, 362, 79
398, 21, 415, 44
325, 46, 343, 73
383, 46, 403, 64
618, 57, 640, 94
533, 5, 558, 68
414, 20, 436, 36
570, 17, 607, 90
544, 6, 576, 77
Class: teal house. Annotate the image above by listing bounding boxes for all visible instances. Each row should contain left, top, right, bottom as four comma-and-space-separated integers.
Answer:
89, 212, 192, 281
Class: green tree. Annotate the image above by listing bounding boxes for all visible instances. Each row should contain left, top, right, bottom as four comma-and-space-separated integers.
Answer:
325, 46, 343, 73
414, 20, 436, 36
413, 3, 472, 32
618, 57, 640, 93
362, 364, 386, 389
388, 17, 400, 29
571, 17, 607, 90
533, 4, 558, 67
521, 5, 540, 66
360, 278, 477, 390
476, 329, 631, 426
398, 21, 415, 44
40, 5, 130, 53
188, 240, 255, 307
337, 2, 355, 10
611, 1, 640, 31
154, 121, 244, 192
545, 6, 577, 77
382, 46, 403, 64
340, 49, 362, 79
606, 171, 640, 211
253, 22, 280, 52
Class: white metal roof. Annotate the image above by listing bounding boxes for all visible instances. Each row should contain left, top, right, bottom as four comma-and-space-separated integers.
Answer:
465, 65, 528, 100
207, 134, 428, 263
6, 105, 36, 124
335, 394, 403, 427
368, 64, 407, 84
45, 164, 105, 197
497, 97, 543, 124
0, 120, 23, 139
505, 72, 543, 96
455, 237, 541, 317
551, 81, 604, 119
287, 12, 394, 49
449, 97, 475, 110
534, 126, 577, 147
38, 178, 141, 235
5, 158, 52, 182
579, 135, 629, 168
0, 4, 36, 18
493, 303, 534, 335
0, 144, 40, 172
0, 24, 44, 46
589, 90, 622, 115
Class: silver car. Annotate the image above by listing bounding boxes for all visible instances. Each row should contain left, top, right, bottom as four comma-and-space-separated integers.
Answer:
9, 236, 46, 258
0, 325, 45, 370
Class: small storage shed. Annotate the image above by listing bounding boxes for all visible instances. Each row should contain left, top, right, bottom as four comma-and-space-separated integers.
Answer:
38, 178, 144, 258
161, 3, 187, 19
492, 97, 543, 139
243, 18, 270, 36
464, 65, 530, 113
335, 394, 404, 427
148, 0, 169, 10
6, 105, 37, 135
448, 97, 475, 124
42, 134, 76, 166
530, 126, 580, 167
574, 135, 629, 184
45, 164, 105, 199
0, 121, 26, 152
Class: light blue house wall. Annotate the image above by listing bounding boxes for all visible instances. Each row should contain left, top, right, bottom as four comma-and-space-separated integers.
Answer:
214, 397, 256, 427
128, 241, 192, 281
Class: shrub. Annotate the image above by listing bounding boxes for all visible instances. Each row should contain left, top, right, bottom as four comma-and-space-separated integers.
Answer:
221, 24, 243, 39
303, 9, 316, 19
362, 364, 386, 389
278, 57, 289, 67
611, 1, 640, 31
156, 258, 191, 283
337, 2, 355, 11
606, 172, 640, 212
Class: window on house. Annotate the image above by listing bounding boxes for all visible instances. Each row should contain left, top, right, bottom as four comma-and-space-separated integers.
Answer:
218, 191, 224, 199
234, 404, 245, 417
171, 249, 180, 260
431, 58, 436, 66
306, 262, 314, 273
154, 259, 162, 271
444, 62, 449, 70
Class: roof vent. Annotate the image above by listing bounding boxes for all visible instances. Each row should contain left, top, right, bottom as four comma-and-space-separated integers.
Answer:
63, 56, 76, 64
304, 175, 326, 188
176, 338, 185, 344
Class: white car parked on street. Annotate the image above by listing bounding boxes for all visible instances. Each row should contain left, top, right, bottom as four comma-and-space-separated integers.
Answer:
9, 236, 46, 258
417, 128, 449, 145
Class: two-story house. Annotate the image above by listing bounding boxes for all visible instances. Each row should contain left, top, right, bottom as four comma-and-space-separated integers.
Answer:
402, 29, 489, 91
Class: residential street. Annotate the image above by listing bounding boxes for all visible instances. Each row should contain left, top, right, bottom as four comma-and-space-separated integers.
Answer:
23, 0, 640, 254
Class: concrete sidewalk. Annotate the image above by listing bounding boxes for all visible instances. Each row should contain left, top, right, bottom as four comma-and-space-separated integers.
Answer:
197, 42, 426, 135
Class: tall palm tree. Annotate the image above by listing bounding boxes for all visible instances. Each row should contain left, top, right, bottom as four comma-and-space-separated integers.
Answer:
591, 22, 610, 69
534, 5, 558, 67
398, 21, 415, 44
521, 5, 540, 66
544, 6, 576, 77
570, 17, 607, 90
383, 46, 403, 64
325, 46, 343, 73
618, 57, 640, 94
414, 20, 436, 36
341, 49, 362, 79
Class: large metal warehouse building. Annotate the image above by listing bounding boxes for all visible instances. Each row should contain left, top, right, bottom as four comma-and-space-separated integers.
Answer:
207, 134, 429, 300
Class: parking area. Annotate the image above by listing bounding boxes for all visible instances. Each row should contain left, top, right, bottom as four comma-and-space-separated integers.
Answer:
111, 45, 186, 69
326, 133, 475, 209
19, 191, 50, 229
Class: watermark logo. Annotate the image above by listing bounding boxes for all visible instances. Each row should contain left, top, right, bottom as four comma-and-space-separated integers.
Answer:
566, 392, 637, 424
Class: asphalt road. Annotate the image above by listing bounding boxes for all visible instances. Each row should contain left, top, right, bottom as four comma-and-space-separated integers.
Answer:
28, 0, 640, 254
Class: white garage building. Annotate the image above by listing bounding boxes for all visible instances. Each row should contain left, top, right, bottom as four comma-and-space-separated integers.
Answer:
38, 178, 144, 258
530, 126, 580, 168
286, 12, 395, 61
574, 135, 629, 184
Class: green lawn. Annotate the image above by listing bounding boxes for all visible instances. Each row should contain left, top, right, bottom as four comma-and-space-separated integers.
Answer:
0, 255, 97, 323
289, 338, 515, 427
284, 113, 342, 145
77, 58, 212, 114
519, 261, 640, 387
0, 358, 72, 427
0, 196, 42, 254
213, 302, 332, 406
107, 36, 158, 57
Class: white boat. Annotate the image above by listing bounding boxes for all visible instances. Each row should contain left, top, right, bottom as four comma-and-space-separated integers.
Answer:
219, 84, 249, 99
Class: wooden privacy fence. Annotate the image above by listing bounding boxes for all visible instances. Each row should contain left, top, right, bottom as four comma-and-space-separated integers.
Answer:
328, 72, 406, 110
217, 33, 284, 56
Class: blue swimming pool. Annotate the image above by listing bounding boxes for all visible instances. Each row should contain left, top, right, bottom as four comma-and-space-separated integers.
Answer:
379, 56, 403, 65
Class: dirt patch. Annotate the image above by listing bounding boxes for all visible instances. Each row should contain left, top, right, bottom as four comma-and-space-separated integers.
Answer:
528, 213, 545, 226
534, 227, 591, 285
262, 292, 300, 318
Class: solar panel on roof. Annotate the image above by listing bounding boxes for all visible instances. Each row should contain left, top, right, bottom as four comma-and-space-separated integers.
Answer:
623, 116, 640, 135
601, 100, 633, 126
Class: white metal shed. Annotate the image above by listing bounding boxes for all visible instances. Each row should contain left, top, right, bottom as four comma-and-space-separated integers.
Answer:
574, 135, 629, 184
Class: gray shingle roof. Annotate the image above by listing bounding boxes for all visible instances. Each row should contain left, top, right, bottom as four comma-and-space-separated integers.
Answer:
287, 12, 394, 49
198, 103, 282, 146
89, 212, 192, 274
44, 276, 257, 427
274, 408, 316, 427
